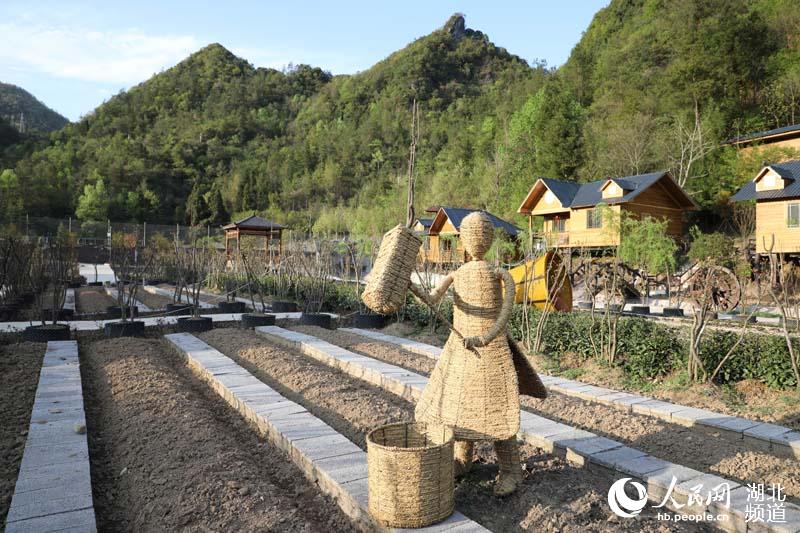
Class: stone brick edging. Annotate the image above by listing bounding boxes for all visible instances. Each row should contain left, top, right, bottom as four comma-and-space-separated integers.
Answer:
5, 340, 96, 533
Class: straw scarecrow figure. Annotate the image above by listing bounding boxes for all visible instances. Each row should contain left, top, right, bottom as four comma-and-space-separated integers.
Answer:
414, 212, 547, 497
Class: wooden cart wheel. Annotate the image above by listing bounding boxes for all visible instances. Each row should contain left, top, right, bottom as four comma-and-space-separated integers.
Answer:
687, 265, 741, 313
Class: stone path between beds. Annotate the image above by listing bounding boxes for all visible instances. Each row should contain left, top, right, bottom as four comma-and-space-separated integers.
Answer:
5, 341, 96, 533
341, 327, 800, 459
164, 332, 486, 533
260, 325, 800, 532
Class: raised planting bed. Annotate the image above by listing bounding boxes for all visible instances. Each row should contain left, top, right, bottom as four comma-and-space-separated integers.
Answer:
104, 321, 145, 338
351, 313, 386, 329
661, 307, 684, 317
105, 305, 139, 320
630, 305, 651, 315
271, 301, 297, 313
217, 301, 246, 313
299, 313, 334, 329
240, 313, 275, 328
176, 316, 213, 333
0, 342, 45, 524
22, 324, 71, 342
165, 302, 194, 315
79, 336, 356, 532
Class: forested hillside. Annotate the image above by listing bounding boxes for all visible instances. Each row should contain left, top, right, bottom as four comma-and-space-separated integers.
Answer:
0, 83, 69, 133
3, 2, 800, 234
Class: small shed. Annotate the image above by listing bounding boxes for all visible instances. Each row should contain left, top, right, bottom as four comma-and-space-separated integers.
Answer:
222, 215, 285, 259
423, 207, 520, 265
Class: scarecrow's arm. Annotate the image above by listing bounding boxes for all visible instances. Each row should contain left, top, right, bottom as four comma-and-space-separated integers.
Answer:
426, 273, 454, 306
463, 269, 515, 349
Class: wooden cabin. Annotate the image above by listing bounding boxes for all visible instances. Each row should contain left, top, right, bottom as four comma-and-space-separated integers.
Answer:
517, 171, 697, 250
726, 124, 800, 154
412, 218, 433, 234
731, 160, 800, 254
419, 207, 521, 265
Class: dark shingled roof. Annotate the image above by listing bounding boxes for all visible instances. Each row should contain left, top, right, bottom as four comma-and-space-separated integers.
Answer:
222, 215, 285, 230
540, 178, 581, 207
568, 171, 669, 208
726, 123, 800, 145
415, 218, 433, 228
730, 160, 800, 202
439, 207, 520, 236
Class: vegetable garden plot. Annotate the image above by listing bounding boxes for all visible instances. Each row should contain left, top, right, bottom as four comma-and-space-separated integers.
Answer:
295, 325, 800, 504
75, 286, 117, 315
78, 336, 355, 532
197, 327, 706, 532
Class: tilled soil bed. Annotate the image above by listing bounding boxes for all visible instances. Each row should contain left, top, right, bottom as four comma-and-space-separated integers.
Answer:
75, 286, 118, 314
0, 342, 45, 523
134, 290, 173, 310
199, 328, 706, 532
295, 325, 800, 504
79, 336, 356, 532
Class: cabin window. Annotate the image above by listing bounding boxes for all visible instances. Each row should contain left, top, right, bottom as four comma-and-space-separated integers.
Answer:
788, 203, 800, 228
586, 208, 603, 229
551, 218, 566, 233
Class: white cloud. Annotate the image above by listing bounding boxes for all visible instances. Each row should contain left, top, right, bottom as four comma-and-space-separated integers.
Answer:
0, 21, 200, 84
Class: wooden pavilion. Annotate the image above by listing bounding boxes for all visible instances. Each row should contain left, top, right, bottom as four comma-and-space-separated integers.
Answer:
222, 215, 285, 259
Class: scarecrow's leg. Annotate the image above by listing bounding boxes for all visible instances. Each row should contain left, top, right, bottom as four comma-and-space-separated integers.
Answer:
454, 440, 474, 477
493, 438, 522, 496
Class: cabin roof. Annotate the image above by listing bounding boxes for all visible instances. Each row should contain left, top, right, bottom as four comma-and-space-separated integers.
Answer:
431, 207, 520, 236
520, 171, 696, 213
222, 215, 285, 231
731, 160, 800, 202
726, 123, 800, 145
415, 218, 433, 228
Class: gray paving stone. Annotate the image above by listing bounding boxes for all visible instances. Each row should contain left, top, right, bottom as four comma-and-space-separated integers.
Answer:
315, 451, 369, 485
616, 455, 672, 478
9, 340, 95, 530
292, 434, 362, 461
6, 493, 94, 523
674, 473, 740, 511
589, 446, 648, 469
5, 507, 96, 533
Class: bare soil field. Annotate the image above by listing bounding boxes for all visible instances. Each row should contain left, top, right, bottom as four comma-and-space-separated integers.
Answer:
296, 325, 800, 504
134, 289, 172, 310
79, 336, 355, 532
75, 286, 117, 314
199, 328, 707, 532
0, 342, 45, 523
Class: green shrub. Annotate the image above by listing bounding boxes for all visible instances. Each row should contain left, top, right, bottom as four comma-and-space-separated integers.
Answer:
617, 318, 682, 379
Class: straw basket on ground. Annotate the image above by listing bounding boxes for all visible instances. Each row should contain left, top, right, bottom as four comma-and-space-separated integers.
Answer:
367, 422, 454, 528
362, 225, 422, 315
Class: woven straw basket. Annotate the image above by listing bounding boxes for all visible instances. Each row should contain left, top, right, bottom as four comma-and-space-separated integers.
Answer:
362, 224, 422, 314
367, 422, 454, 528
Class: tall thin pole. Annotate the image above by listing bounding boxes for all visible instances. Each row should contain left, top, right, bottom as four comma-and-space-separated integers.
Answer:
406, 98, 419, 228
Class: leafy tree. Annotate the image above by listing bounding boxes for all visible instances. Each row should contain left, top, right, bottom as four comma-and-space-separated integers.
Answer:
75, 176, 110, 222
0, 168, 23, 221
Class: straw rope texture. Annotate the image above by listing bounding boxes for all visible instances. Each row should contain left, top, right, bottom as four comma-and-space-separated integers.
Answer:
362, 224, 422, 315
367, 422, 455, 528
415, 212, 521, 441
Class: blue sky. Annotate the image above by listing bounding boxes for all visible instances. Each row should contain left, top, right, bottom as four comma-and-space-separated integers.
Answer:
0, 1, 608, 122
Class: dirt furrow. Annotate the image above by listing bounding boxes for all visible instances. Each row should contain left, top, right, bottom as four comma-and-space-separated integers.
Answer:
0, 342, 45, 523
294, 325, 800, 504
79, 336, 355, 532
199, 328, 706, 532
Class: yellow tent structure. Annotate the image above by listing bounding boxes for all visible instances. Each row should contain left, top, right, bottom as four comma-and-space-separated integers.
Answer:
508, 251, 572, 311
